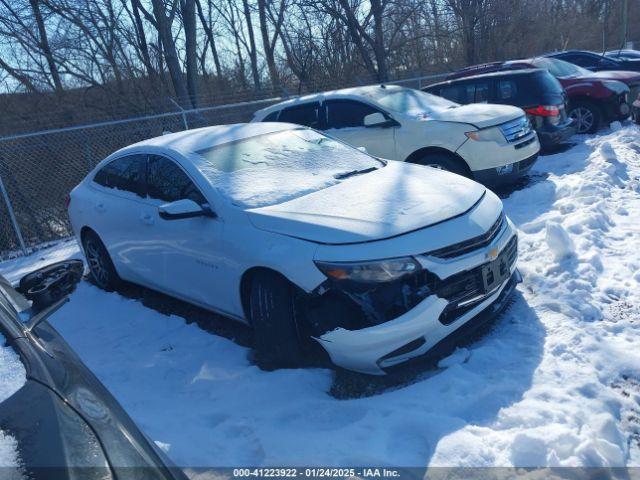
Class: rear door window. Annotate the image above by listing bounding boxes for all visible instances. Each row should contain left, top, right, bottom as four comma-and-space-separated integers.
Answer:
325, 100, 383, 129
497, 79, 518, 101
93, 155, 146, 197
473, 82, 490, 102
439, 84, 472, 103
278, 103, 321, 128
439, 82, 489, 104
146, 155, 207, 205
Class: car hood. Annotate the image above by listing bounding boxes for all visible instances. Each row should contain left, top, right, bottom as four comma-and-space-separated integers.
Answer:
429, 103, 524, 128
586, 70, 640, 84
246, 161, 486, 244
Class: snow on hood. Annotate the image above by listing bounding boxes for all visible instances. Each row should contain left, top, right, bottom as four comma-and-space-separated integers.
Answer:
428, 103, 524, 128
246, 161, 485, 244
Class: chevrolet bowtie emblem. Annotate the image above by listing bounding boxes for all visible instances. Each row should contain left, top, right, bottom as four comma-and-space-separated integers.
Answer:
487, 247, 499, 261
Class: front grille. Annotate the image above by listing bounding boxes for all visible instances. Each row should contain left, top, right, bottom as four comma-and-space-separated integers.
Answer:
499, 116, 533, 143
433, 235, 518, 325
426, 213, 505, 259
514, 135, 537, 150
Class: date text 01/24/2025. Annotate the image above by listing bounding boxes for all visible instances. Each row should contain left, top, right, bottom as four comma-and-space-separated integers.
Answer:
233, 468, 401, 478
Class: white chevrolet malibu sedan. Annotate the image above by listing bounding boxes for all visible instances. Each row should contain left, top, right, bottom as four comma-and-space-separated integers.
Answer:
69, 123, 520, 375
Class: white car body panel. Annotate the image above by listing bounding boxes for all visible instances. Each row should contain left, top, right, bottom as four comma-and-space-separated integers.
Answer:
247, 162, 485, 244
252, 85, 541, 176
69, 123, 519, 374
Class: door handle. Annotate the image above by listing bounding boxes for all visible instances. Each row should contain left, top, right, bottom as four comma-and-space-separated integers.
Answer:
140, 213, 154, 225
95, 203, 106, 213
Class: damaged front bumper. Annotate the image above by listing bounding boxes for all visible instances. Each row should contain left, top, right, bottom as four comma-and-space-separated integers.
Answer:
311, 216, 521, 375
315, 268, 521, 375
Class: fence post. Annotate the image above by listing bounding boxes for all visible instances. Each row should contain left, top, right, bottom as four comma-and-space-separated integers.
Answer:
169, 98, 189, 130
0, 173, 27, 256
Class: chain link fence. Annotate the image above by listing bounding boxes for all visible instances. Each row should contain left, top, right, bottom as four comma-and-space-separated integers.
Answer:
0, 73, 446, 259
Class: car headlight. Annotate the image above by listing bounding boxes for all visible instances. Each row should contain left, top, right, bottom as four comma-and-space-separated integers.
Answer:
314, 257, 420, 283
602, 80, 629, 95
465, 126, 504, 142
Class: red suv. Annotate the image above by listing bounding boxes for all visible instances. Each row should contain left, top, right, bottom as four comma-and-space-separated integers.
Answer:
447, 57, 638, 134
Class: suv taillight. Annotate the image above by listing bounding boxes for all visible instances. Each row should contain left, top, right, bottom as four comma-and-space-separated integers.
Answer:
525, 105, 560, 117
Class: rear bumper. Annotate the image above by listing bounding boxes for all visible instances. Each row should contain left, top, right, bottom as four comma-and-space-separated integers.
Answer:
600, 92, 631, 121
536, 119, 577, 149
471, 152, 539, 186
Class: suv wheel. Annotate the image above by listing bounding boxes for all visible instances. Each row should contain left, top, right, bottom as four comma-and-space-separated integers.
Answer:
82, 231, 121, 291
416, 152, 470, 177
248, 271, 303, 369
569, 102, 601, 134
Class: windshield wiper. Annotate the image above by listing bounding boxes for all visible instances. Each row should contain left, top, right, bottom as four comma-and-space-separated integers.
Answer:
334, 166, 379, 179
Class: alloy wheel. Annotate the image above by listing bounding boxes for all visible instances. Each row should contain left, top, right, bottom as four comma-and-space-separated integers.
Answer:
570, 107, 594, 134
85, 240, 109, 287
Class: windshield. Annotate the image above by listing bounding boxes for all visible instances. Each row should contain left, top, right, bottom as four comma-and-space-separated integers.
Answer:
533, 57, 591, 77
366, 87, 459, 116
196, 128, 385, 208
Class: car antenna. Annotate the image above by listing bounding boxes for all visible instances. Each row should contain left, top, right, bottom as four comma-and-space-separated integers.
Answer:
26, 297, 69, 333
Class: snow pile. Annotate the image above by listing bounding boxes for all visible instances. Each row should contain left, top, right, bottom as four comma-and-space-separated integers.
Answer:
1, 124, 640, 469
545, 222, 575, 260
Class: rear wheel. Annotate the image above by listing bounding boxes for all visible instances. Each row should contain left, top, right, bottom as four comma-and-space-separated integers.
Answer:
569, 102, 601, 134
415, 152, 470, 177
82, 230, 120, 291
248, 271, 303, 369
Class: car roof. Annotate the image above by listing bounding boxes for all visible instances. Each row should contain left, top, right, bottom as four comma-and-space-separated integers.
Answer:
115, 122, 298, 157
545, 49, 606, 57
427, 68, 542, 88
254, 84, 406, 117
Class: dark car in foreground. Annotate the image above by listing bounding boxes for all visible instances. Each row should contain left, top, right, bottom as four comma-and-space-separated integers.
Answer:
0, 261, 187, 480
546, 49, 640, 73
424, 69, 576, 149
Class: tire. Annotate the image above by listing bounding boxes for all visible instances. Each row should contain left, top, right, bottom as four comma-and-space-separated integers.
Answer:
416, 152, 470, 177
569, 101, 601, 134
82, 230, 121, 291
248, 271, 303, 369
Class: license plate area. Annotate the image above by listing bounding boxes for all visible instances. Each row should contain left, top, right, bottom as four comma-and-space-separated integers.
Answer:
481, 249, 510, 293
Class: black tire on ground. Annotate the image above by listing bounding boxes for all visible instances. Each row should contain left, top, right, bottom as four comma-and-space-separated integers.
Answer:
569, 101, 601, 134
415, 152, 470, 177
82, 230, 121, 291
248, 270, 303, 369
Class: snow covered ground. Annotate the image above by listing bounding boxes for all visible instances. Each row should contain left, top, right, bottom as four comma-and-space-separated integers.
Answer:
1, 124, 640, 469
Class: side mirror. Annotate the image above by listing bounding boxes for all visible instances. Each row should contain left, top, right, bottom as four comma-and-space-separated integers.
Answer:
158, 199, 216, 220
18, 260, 84, 312
363, 112, 398, 128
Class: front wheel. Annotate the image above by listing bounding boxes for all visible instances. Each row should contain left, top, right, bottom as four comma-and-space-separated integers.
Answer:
248, 271, 303, 369
569, 102, 601, 134
82, 230, 121, 291
416, 152, 470, 177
